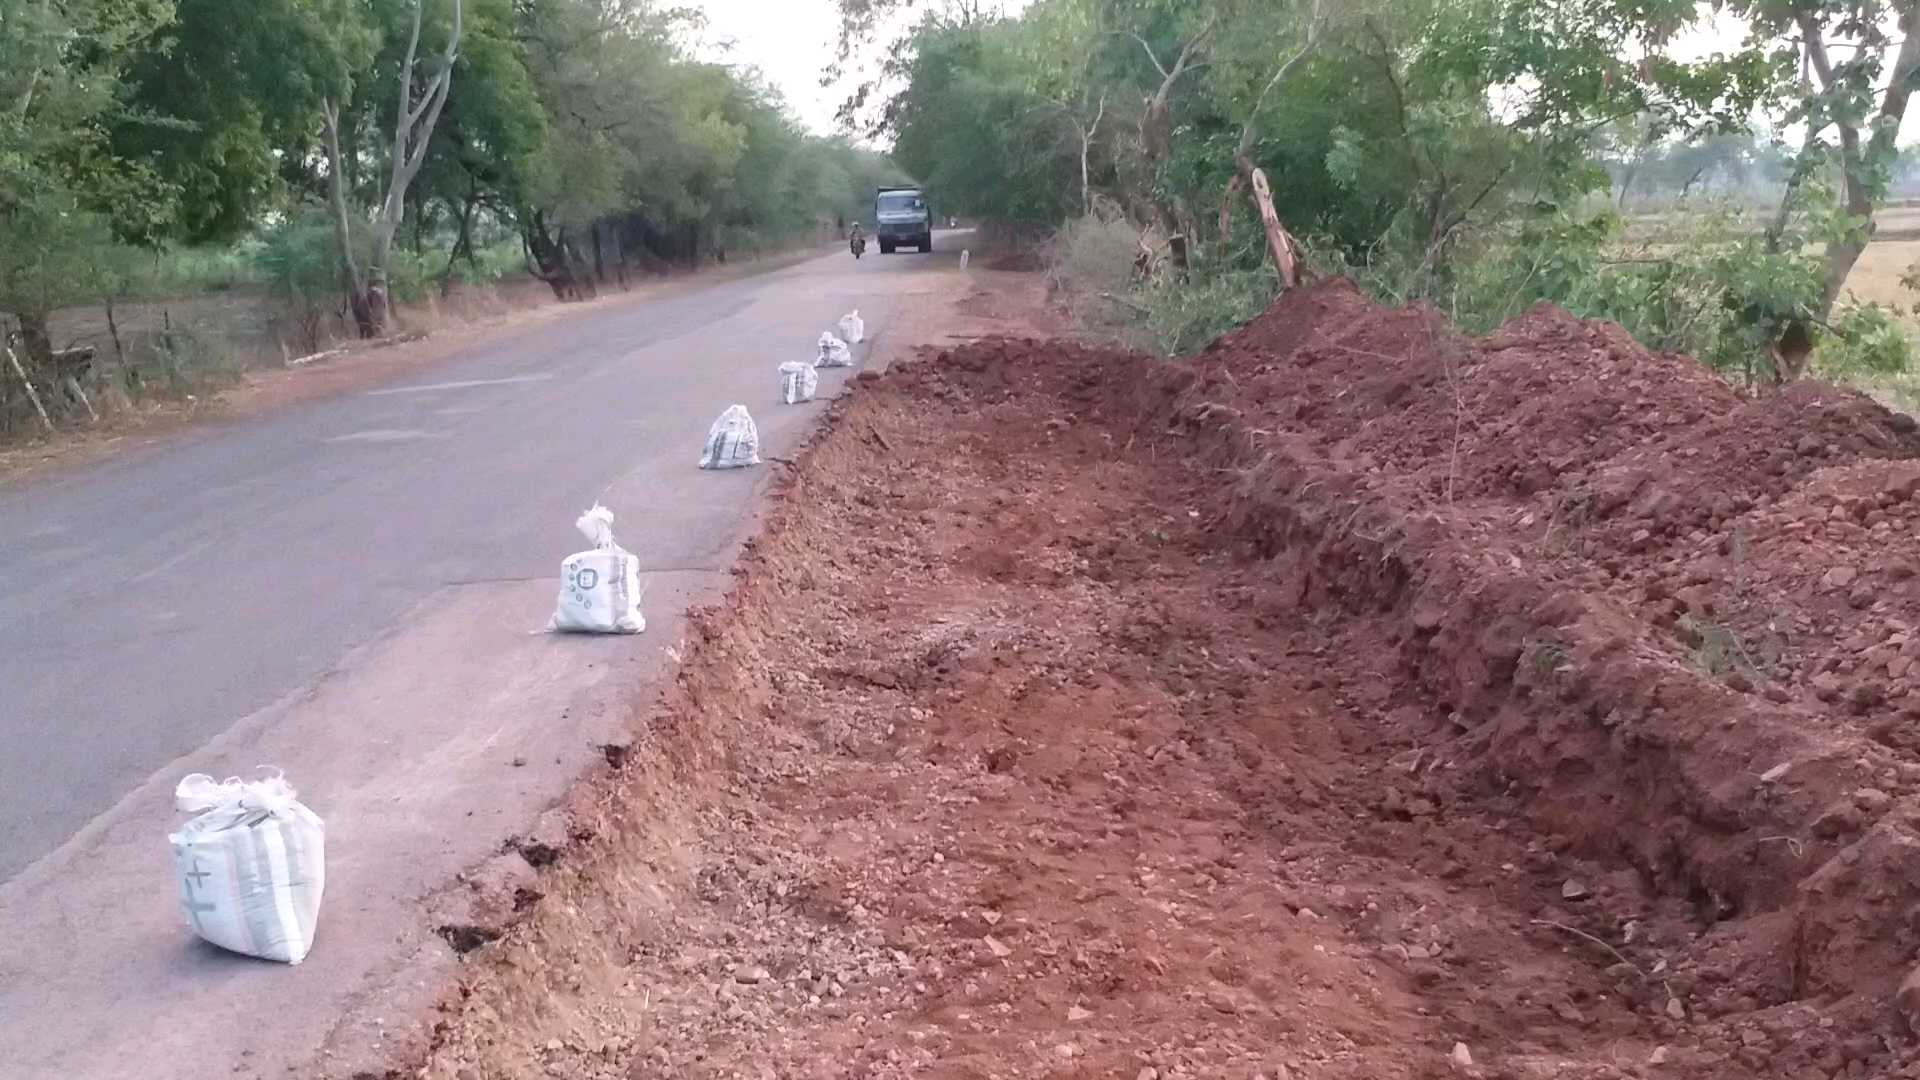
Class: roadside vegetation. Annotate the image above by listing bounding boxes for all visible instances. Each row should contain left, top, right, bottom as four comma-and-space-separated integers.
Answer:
1, 0, 904, 437
845, 0, 1920, 406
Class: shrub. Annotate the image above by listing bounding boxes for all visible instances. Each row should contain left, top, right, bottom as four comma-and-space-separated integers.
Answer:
254, 213, 342, 353
1819, 301, 1912, 376
1138, 265, 1277, 356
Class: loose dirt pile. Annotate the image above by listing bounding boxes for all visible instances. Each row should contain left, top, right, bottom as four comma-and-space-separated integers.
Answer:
381, 281, 1920, 1080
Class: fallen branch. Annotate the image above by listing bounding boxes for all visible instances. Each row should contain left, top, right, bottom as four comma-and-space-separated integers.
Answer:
287, 346, 350, 368
1530, 919, 1643, 977
5, 343, 53, 433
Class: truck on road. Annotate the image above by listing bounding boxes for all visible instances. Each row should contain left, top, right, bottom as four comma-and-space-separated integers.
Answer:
875, 186, 933, 254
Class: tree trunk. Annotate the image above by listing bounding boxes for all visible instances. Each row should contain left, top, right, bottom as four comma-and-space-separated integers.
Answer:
1797, 8, 1920, 320
104, 296, 125, 364
359, 0, 464, 333
1822, 139, 1877, 317
15, 310, 53, 369
592, 222, 606, 283
1248, 169, 1299, 287
322, 100, 381, 338
1615, 163, 1638, 210
441, 190, 477, 298
523, 212, 584, 301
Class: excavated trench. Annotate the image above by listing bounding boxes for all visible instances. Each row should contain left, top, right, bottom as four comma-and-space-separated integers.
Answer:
383, 282, 1920, 1080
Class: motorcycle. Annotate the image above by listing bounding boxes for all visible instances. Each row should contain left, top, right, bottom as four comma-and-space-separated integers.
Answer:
850, 233, 866, 259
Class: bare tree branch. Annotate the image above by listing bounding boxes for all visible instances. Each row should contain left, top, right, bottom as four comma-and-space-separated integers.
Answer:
1127, 32, 1171, 79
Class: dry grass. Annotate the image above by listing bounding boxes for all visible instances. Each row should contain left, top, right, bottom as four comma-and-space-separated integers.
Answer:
1838, 238, 1920, 311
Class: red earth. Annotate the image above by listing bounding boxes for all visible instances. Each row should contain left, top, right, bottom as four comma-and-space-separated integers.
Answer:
380, 279, 1920, 1080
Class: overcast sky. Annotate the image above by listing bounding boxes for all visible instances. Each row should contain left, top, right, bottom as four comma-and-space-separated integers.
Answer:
687, 2, 1918, 144
688, 0, 1033, 137
691, 0, 849, 135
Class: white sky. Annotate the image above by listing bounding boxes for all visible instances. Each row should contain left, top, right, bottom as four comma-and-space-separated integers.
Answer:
689, 0, 867, 136
688, 0, 1032, 137
687, 2, 1918, 144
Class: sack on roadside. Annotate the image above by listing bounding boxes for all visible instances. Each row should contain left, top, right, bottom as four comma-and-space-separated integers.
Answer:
169, 769, 326, 965
549, 503, 646, 633
779, 361, 818, 405
837, 310, 865, 344
699, 404, 761, 469
815, 332, 853, 368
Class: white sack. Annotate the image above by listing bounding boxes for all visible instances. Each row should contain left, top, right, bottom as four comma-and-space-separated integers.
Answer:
779, 361, 818, 405
169, 769, 325, 964
699, 404, 761, 469
815, 332, 853, 368
837, 310, 866, 344
549, 503, 646, 634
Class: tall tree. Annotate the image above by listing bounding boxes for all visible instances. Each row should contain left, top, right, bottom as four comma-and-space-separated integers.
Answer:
321, 0, 464, 335
1736, 0, 1920, 318
0, 0, 178, 369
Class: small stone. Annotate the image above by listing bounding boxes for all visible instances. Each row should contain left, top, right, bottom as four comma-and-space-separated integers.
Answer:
1561, 879, 1591, 901
1451, 1042, 1473, 1068
1208, 990, 1239, 1014
1649, 1045, 1669, 1065
1068, 1005, 1093, 1022
983, 935, 1012, 959
1054, 1043, 1079, 1059
1136, 1069, 1158, 1080
734, 966, 769, 985
982, 910, 1002, 926
1295, 907, 1319, 920
1666, 996, 1687, 1021
1824, 566, 1859, 590
544, 1039, 562, 1052
1406, 945, 1434, 961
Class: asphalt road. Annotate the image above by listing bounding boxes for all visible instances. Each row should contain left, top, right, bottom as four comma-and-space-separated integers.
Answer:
0, 237, 965, 1078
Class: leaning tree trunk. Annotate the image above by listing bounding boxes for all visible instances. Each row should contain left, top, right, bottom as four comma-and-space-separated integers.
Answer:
523, 213, 585, 301
1820, 151, 1876, 318
14, 311, 54, 369
441, 189, 478, 298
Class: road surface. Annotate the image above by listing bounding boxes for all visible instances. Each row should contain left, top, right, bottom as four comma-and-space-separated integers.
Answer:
0, 238, 966, 1078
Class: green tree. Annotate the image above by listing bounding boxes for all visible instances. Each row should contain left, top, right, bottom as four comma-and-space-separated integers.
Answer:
320, 0, 463, 336
1, 0, 178, 372
1731, 1, 1920, 318
114, 0, 359, 244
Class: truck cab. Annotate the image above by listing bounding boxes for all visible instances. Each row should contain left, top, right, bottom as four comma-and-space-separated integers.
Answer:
875, 186, 933, 254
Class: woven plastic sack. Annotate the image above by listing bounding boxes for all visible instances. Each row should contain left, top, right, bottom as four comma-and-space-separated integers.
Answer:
780, 361, 818, 405
837, 310, 865, 344
699, 404, 761, 469
815, 332, 853, 368
549, 504, 645, 633
169, 769, 325, 964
